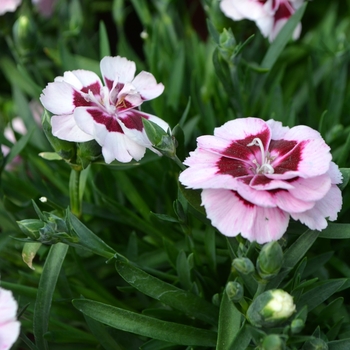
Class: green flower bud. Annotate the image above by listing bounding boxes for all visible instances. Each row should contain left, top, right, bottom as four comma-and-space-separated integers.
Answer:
42, 111, 76, 161
303, 338, 328, 350
247, 289, 296, 328
226, 281, 244, 302
12, 15, 37, 56
219, 28, 236, 61
17, 219, 45, 240
257, 241, 283, 279
291, 318, 305, 334
76, 140, 102, 168
261, 334, 285, 350
232, 257, 255, 275
142, 118, 176, 158
212, 293, 221, 307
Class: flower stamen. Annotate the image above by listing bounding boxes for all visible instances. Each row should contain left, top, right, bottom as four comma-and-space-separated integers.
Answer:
247, 137, 274, 174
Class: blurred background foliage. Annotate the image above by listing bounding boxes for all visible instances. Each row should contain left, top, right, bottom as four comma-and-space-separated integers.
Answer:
2, 0, 350, 349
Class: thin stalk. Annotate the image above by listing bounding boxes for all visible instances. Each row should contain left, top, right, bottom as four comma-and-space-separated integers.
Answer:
69, 168, 82, 218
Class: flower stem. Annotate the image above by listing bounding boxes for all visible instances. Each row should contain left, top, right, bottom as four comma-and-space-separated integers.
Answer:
69, 168, 82, 218
172, 155, 186, 171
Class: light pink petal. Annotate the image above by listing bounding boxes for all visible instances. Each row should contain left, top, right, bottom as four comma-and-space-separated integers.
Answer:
288, 175, 331, 202
328, 162, 343, 185
249, 175, 295, 190
266, 119, 290, 139
40, 82, 77, 115
214, 118, 271, 144
0, 321, 21, 350
290, 185, 342, 230
256, 15, 274, 39
0, 288, 20, 350
180, 149, 241, 190
201, 189, 289, 244
100, 56, 136, 89
220, 0, 267, 21
197, 135, 255, 163
235, 180, 277, 207
273, 190, 315, 213
0, 0, 21, 15
101, 131, 146, 164
131, 71, 164, 100
0, 289, 17, 322
51, 114, 93, 142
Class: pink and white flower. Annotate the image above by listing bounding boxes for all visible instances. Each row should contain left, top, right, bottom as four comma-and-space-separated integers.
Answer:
179, 118, 342, 244
40, 56, 168, 163
220, 0, 304, 42
0, 0, 21, 15
0, 288, 20, 350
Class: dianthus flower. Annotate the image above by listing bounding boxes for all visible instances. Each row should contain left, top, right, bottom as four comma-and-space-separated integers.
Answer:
40, 56, 168, 163
0, 288, 20, 350
220, 0, 304, 42
179, 118, 342, 244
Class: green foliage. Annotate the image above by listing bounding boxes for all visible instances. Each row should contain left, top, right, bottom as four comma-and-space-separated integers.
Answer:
1, 0, 350, 349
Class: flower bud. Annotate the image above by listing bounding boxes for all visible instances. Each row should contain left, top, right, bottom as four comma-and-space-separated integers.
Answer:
212, 293, 221, 307
303, 338, 328, 350
225, 281, 244, 302
17, 219, 45, 240
256, 241, 283, 279
42, 111, 76, 161
76, 140, 101, 168
232, 257, 255, 275
291, 318, 304, 334
142, 118, 176, 158
247, 289, 296, 328
261, 334, 285, 350
12, 15, 38, 56
219, 28, 236, 61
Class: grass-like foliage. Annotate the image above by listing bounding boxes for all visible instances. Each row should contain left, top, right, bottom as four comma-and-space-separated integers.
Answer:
1, 0, 350, 349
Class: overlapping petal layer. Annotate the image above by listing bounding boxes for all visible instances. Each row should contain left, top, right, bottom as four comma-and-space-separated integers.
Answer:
40, 56, 168, 163
179, 117, 342, 243
220, 0, 304, 42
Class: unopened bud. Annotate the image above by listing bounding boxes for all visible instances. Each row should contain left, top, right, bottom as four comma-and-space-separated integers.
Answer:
76, 140, 101, 168
226, 281, 244, 302
232, 257, 255, 275
291, 318, 304, 334
219, 28, 236, 61
261, 334, 285, 350
257, 241, 283, 279
12, 15, 37, 56
17, 219, 45, 240
247, 289, 295, 328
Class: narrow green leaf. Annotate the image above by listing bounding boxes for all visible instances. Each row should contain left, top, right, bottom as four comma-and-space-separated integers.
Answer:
328, 338, 350, 350
73, 299, 217, 346
84, 314, 125, 350
317, 297, 344, 323
68, 211, 116, 259
5, 127, 35, 166
33, 243, 69, 350
261, 3, 307, 70
216, 292, 241, 350
319, 224, 350, 239
99, 21, 111, 57
113, 171, 151, 221
283, 230, 319, 269
115, 259, 219, 326
297, 279, 345, 312
339, 168, 350, 190
229, 324, 251, 350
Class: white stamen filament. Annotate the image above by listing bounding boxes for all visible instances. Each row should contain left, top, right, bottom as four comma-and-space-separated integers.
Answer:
247, 137, 274, 174
85, 88, 116, 114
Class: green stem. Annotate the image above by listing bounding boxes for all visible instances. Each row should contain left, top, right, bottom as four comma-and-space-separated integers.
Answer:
172, 155, 186, 171
69, 168, 82, 218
